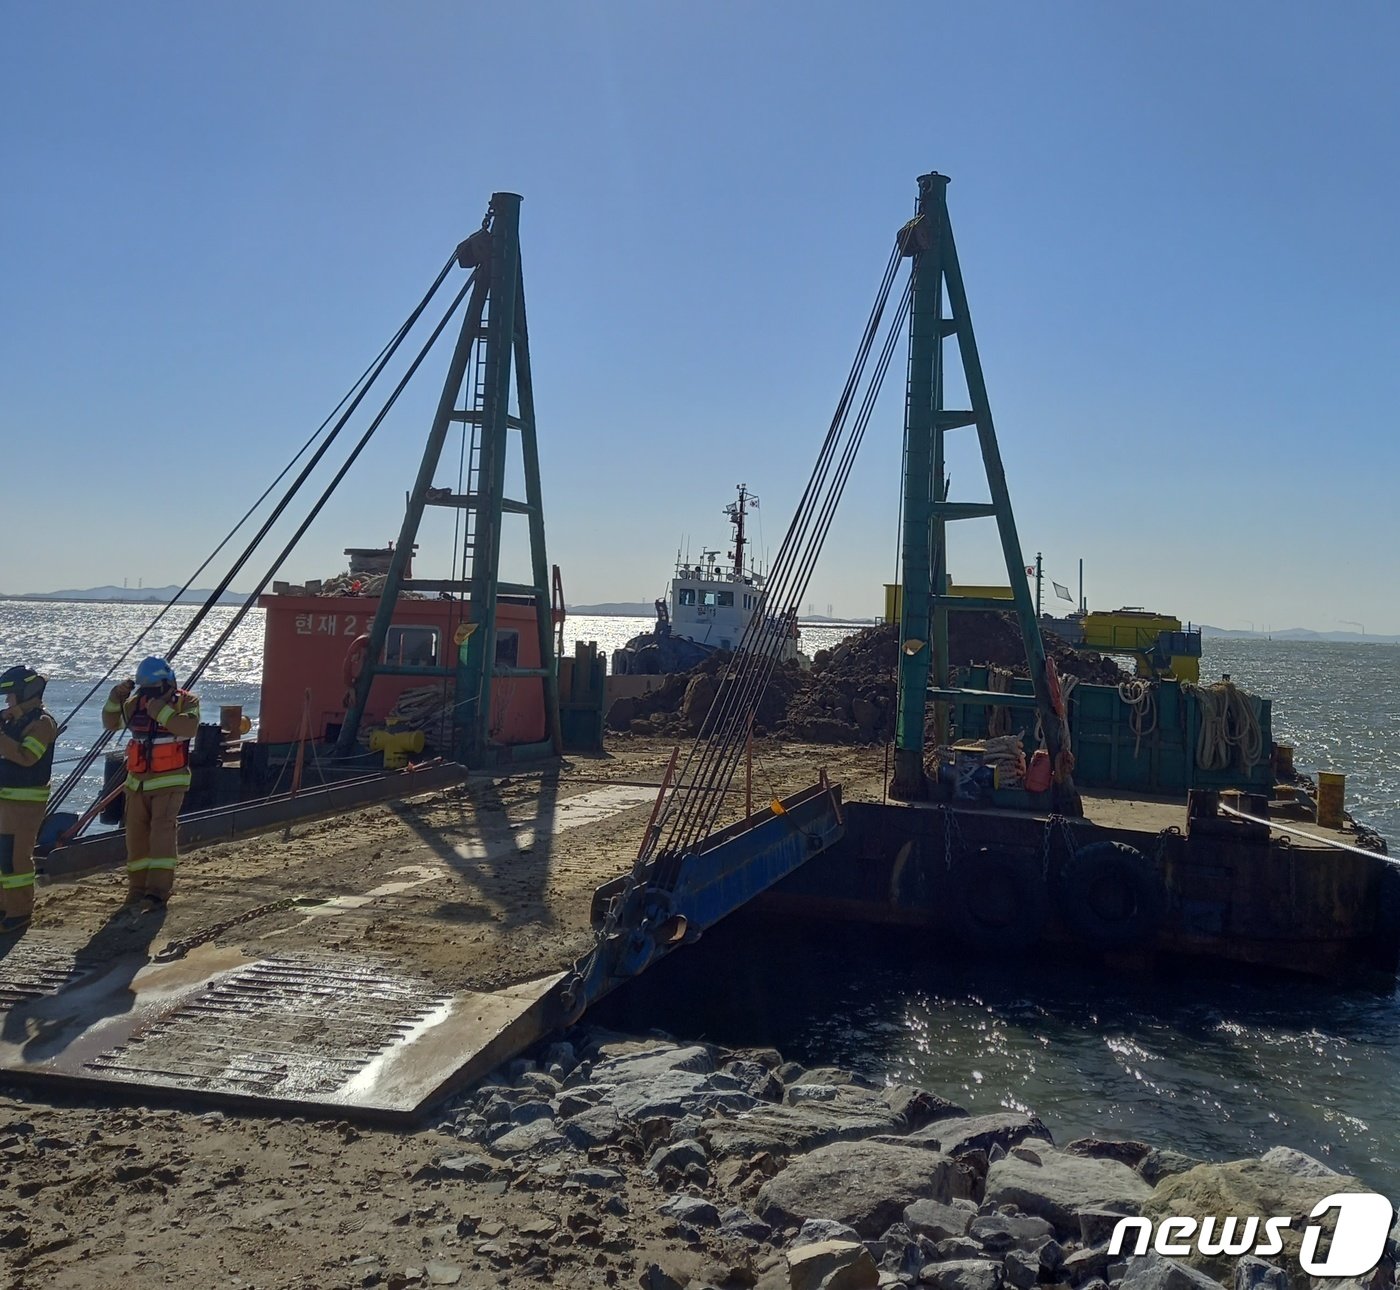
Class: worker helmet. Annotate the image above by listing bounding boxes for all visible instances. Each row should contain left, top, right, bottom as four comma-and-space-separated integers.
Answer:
0, 665, 46, 703
135, 656, 177, 688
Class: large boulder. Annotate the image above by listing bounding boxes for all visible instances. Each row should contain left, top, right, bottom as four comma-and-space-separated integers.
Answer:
701, 1086, 911, 1159
605, 696, 637, 732
1118, 1252, 1226, 1290
983, 1148, 1151, 1235
786, 1239, 879, 1290
682, 673, 719, 730
585, 1037, 715, 1084
896, 1111, 1051, 1159
757, 1140, 974, 1237
903, 1198, 975, 1242
919, 1258, 1004, 1290
606, 1067, 757, 1122
1140, 1155, 1370, 1289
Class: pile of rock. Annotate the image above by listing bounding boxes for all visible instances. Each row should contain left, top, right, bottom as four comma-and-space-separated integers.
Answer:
435, 1028, 1392, 1290
610, 618, 1127, 745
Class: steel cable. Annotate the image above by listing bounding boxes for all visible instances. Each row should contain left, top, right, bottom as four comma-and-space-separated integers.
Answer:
649, 250, 901, 858
657, 273, 910, 860
46, 254, 467, 819
49, 257, 457, 749
649, 228, 919, 868
660, 274, 914, 864
181, 271, 479, 692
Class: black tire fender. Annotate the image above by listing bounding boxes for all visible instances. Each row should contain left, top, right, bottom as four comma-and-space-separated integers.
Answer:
1056, 840, 1166, 947
948, 847, 1049, 945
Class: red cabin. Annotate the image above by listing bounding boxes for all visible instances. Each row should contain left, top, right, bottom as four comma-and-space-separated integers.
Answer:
256, 593, 547, 748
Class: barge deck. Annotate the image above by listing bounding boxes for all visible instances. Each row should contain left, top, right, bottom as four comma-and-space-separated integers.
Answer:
3, 741, 1394, 1122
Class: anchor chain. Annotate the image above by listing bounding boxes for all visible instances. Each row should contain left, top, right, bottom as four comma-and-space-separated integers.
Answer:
940, 805, 966, 870
153, 895, 323, 962
1040, 811, 1084, 880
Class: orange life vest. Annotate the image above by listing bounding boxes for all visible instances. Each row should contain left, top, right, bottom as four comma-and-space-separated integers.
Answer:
126, 692, 193, 775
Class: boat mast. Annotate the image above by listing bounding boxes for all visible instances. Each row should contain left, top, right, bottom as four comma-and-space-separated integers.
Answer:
728, 483, 750, 579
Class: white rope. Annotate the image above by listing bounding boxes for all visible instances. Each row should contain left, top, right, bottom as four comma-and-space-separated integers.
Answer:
1183, 680, 1265, 770
1116, 678, 1156, 759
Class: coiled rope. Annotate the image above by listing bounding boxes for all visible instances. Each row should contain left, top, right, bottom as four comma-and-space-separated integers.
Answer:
1116, 679, 1156, 759
1184, 680, 1265, 770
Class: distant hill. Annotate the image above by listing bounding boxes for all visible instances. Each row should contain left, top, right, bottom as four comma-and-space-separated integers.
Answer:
4, 585, 247, 606
1199, 624, 1400, 643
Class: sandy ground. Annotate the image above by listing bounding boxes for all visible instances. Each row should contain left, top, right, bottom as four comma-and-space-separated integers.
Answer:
0, 737, 889, 1289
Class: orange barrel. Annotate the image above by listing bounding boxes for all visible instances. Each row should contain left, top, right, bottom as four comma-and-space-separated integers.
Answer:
1316, 771, 1345, 829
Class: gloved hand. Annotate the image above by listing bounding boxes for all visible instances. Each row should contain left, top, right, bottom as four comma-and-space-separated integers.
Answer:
111, 679, 135, 703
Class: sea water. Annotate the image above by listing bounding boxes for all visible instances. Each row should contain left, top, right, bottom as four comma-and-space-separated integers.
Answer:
2, 600, 1397, 1191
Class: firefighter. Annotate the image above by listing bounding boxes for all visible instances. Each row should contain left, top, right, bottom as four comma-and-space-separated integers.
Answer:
102, 656, 200, 910
0, 666, 58, 934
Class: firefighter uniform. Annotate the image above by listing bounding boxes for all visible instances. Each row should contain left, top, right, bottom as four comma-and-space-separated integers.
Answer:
0, 668, 57, 931
102, 670, 200, 907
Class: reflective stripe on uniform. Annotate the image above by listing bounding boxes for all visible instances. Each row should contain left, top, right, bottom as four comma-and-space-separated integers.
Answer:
143, 857, 177, 871
21, 735, 48, 759
156, 705, 177, 726
127, 858, 152, 873
103, 700, 122, 714
0, 785, 50, 803
125, 770, 192, 793
0, 871, 35, 889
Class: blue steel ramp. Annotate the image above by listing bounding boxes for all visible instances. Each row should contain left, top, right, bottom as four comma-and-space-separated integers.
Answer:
564, 779, 845, 1019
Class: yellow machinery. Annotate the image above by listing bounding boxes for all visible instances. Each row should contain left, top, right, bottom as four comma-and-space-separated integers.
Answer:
369, 728, 426, 768
884, 584, 1201, 682
1079, 608, 1201, 682
883, 582, 1011, 624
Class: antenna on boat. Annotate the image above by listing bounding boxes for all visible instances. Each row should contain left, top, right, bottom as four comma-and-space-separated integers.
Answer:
726, 483, 757, 580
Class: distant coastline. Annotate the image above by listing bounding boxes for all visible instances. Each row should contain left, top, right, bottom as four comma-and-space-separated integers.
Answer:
1, 587, 246, 607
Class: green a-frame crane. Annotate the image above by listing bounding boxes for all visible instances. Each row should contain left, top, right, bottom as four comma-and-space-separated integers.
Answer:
334, 193, 561, 767
890, 173, 1077, 811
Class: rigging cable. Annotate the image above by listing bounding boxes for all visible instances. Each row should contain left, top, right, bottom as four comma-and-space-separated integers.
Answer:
180, 269, 479, 694
50, 263, 452, 744
648, 224, 919, 872
46, 253, 464, 818
660, 271, 914, 864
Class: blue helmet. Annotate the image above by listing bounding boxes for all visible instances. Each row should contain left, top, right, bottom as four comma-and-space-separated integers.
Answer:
135, 656, 177, 687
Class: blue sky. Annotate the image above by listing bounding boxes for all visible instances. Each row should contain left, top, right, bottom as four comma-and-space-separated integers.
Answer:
4, 2, 1398, 631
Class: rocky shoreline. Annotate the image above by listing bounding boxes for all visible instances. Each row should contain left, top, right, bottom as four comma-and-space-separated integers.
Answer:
423, 1027, 1394, 1290
1, 1021, 1392, 1289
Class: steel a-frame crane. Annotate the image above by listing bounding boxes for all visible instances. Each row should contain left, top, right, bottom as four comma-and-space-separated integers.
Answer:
890, 173, 1076, 809
334, 193, 560, 767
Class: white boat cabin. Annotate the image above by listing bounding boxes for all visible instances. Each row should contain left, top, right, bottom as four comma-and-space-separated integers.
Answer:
668, 548, 801, 661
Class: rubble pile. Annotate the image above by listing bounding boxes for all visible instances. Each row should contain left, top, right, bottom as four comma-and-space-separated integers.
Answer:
609, 617, 1128, 745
